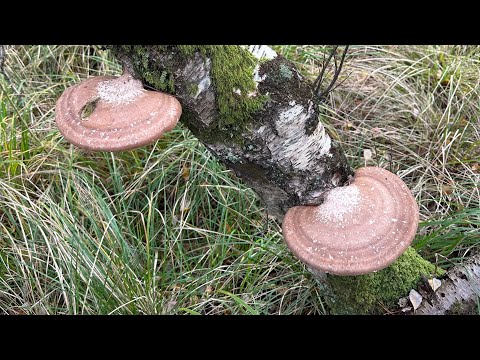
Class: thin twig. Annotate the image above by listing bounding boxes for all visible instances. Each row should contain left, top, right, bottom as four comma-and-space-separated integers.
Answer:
313, 46, 338, 94
325, 70, 353, 94
314, 45, 349, 103
316, 45, 349, 102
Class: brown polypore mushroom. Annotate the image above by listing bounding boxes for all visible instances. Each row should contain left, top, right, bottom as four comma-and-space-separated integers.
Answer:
282, 166, 419, 276
55, 71, 182, 151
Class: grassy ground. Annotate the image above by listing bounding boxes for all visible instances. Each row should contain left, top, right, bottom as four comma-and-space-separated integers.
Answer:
0, 45, 479, 314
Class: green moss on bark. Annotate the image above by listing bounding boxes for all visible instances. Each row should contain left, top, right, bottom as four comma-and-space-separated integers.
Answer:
176, 46, 268, 144
112, 45, 176, 93
112, 45, 267, 142
195, 46, 267, 126
326, 247, 445, 314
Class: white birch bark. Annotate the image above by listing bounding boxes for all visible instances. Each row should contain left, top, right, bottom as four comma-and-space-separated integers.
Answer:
413, 254, 480, 315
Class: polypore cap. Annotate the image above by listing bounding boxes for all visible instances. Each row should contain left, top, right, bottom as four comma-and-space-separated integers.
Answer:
282, 166, 419, 276
55, 71, 182, 151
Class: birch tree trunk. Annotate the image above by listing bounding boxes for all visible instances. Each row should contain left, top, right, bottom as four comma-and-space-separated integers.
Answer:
412, 254, 480, 315
112, 45, 352, 220
110, 45, 444, 314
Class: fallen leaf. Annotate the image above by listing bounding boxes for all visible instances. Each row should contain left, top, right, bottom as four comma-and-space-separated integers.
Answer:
409, 289, 423, 311
363, 149, 373, 161
8, 308, 27, 315
357, 70, 370, 82
442, 185, 453, 195
344, 121, 354, 131
428, 278, 442, 292
181, 165, 190, 181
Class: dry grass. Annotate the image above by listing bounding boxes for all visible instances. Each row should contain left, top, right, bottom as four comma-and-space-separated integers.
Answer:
0, 45, 479, 314
279, 45, 480, 265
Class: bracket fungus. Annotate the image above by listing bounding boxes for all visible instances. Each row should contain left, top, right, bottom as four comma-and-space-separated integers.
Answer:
55, 70, 182, 151
282, 166, 419, 276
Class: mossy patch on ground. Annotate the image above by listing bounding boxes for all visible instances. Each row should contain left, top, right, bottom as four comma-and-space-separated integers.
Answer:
326, 247, 446, 314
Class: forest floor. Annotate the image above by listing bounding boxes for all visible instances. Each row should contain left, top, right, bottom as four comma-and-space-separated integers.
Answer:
0, 45, 479, 314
